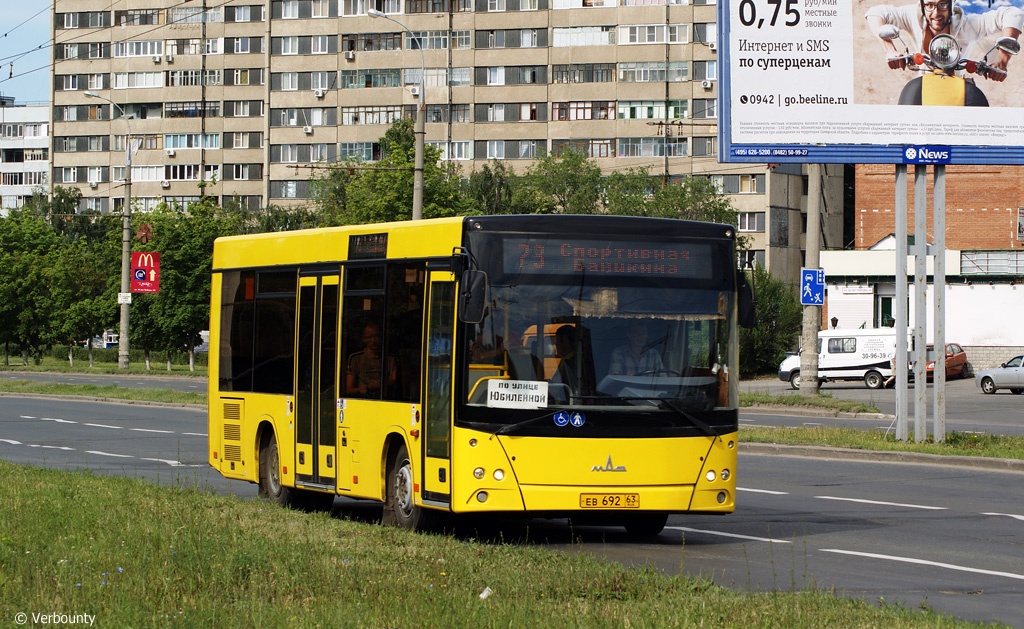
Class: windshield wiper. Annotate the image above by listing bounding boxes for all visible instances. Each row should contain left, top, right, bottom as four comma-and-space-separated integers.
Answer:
658, 398, 719, 438
495, 413, 554, 435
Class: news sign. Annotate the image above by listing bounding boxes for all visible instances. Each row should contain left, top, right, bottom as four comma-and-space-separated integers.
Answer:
131, 251, 160, 294
717, 0, 1024, 164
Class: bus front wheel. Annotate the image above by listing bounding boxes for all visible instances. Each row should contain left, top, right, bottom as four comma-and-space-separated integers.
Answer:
259, 432, 292, 507
623, 513, 668, 537
385, 443, 433, 530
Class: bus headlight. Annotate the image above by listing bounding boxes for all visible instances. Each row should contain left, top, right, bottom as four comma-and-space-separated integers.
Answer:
473, 467, 485, 480
493, 469, 504, 481
476, 491, 488, 503
706, 470, 717, 482
720, 468, 730, 481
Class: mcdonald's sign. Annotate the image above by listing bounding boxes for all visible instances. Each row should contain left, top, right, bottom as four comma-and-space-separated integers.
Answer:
131, 251, 160, 294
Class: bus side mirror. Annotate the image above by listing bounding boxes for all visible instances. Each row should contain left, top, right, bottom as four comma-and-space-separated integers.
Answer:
737, 271, 756, 329
459, 270, 488, 324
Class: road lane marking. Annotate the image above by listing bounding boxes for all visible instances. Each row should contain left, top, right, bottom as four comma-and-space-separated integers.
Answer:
182, 432, 207, 437
815, 496, 946, 510
129, 428, 174, 434
666, 527, 793, 544
141, 457, 185, 467
0, 439, 23, 445
739, 487, 789, 495
820, 549, 1024, 581
29, 444, 74, 451
982, 512, 1024, 522
84, 423, 123, 429
84, 450, 133, 458
41, 417, 77, 424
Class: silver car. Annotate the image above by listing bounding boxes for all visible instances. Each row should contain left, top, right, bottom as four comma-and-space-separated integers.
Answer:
975, 355, 1024, 394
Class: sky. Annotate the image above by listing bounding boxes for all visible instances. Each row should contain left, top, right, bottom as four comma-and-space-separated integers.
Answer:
0, 1, 52, 104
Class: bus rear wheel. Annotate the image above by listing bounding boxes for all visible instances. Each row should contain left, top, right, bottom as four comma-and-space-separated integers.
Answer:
623, 513, 668, 538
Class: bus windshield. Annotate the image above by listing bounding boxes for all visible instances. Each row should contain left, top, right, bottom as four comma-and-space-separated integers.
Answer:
460, 230, 737, 423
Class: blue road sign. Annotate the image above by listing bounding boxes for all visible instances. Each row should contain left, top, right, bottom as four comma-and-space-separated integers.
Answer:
801, 268, 824, 306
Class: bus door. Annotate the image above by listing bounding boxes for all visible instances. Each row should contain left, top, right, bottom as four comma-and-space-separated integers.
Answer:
294, 273, 344, 490
421, 272, 455, 505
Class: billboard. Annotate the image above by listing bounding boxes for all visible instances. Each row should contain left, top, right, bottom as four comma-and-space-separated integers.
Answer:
717, 0, 1024, 164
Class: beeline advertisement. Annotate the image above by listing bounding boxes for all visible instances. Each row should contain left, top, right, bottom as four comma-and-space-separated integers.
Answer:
718, 0, 1024, 164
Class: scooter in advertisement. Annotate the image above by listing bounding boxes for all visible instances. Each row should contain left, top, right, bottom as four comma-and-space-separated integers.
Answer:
877, 25, 1021, 106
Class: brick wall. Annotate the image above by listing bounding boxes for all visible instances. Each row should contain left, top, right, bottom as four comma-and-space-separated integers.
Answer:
963, 346, 1024, 374
855, 164, 1024, 250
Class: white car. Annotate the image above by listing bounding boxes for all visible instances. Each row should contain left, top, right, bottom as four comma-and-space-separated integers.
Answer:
975, 355, 1024, 395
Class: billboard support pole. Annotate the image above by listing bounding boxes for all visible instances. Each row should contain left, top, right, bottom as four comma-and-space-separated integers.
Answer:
895, 165, 909, 441
914, 165, 928, 442
934, 166, 947, 442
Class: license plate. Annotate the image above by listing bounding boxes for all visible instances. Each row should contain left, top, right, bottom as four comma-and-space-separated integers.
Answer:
579, 493, 640, 509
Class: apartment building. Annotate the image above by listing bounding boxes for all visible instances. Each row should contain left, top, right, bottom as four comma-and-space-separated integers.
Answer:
51, 0, 845, 279
0, 100, 50, 213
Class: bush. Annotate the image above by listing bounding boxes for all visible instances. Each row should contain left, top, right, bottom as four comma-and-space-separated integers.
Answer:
739, 266, 802, 377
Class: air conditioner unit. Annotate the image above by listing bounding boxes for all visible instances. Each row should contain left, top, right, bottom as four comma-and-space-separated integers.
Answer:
708, 42, 717, 51
701, 79, 713, 89
408, 85, 420, 97
161, 180, 171, 189
313, 89, 325, 99
88, 181, 98, 189
303, 125, 313, 135
165, 148, 175, 157
152, 55, 161, 64
165, 54, 174, 63
343, 51, 355, 61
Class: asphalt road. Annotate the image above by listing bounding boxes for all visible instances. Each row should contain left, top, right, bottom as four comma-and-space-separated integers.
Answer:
2, 395, 1022, 627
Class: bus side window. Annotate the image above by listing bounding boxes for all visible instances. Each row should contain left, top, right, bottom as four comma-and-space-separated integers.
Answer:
385, 263, 425, 402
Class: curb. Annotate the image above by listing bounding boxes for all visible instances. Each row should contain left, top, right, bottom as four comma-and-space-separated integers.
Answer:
741, 442, 1024, 473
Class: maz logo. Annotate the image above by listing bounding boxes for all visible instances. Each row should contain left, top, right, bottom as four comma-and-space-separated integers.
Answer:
591, 456, 626, 472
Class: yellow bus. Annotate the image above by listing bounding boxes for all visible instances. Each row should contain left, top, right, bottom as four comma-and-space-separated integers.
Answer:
208, 215, 754, 536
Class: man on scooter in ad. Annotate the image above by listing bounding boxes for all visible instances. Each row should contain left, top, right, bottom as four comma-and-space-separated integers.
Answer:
865, 0, 1022, 105
866, 0, 1023, 82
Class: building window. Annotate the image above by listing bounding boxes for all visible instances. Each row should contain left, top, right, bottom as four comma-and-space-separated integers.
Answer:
737, 212, 766, 231
281, 1, 300, 18
620, 24, 687, 44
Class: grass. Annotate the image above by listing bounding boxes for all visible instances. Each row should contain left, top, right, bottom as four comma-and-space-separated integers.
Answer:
742, 425, 1024, 460
0, 355, 207, 377
0, 379, 206, 407
739, 391, 881, 416
0, 460, 994, 628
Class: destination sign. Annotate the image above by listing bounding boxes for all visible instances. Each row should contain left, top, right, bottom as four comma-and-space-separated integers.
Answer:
503, 238, 713, 279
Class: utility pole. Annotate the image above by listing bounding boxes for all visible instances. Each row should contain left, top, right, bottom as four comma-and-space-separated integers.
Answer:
799, 164, 823, 395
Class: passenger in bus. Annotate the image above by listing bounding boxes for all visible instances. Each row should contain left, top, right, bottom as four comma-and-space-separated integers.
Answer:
346, 322, 394, 397
608, 322, 664, 376
548, 325, 588, 405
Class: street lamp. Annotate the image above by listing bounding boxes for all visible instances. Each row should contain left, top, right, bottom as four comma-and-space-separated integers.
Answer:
368, 9, 424, 220
85, 91, 133, 369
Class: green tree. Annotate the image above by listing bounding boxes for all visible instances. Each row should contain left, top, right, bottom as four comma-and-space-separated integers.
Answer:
522, 149, 601, 214
314, 118, 473, 225
0, 208, 60, 364
140, 198, 235, 370
738, 265, 802, 377
49, 237, 116, 367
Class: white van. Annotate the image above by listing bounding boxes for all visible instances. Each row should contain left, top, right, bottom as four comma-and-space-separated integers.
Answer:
778, 328, 906, 390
